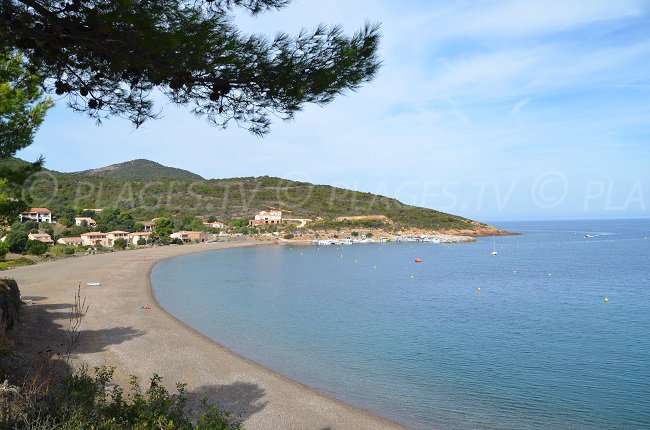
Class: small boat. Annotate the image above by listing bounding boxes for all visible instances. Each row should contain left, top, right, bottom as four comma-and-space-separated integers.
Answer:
491, 235, 497, 256
86, 281, 101, 286
415, 258, 422, 263
584, 234, 599, 238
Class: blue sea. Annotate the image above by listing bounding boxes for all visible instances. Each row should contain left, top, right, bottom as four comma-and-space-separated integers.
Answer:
151, 219, 650, 429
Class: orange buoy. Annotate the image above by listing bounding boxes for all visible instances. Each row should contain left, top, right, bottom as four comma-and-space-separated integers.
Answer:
415, 258, 422, 263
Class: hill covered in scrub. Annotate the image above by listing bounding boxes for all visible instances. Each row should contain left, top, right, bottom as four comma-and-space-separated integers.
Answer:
77, 159, 204, 180
19, 159, 503, 234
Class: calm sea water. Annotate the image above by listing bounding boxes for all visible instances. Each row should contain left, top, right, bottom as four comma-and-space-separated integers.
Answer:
152, 219, 650, 429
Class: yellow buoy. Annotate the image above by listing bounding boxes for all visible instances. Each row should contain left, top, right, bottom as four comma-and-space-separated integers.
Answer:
477, 287, 481, 292
604, 297, 609, 303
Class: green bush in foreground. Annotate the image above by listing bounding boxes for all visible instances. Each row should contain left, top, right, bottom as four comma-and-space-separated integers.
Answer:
1, 365, 242, 430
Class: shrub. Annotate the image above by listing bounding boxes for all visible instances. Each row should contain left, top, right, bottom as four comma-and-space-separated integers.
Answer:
0, 366, 243, 429
49, 244, 76, 257
26, 240, 48, 255
113, 238, 127, 250
7, 231, 28, 253
137, 238, 147, 246
283, 234, 294, 240
0, 241, 8, 260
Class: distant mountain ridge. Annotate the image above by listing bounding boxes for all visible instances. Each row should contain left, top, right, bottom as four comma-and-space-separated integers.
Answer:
77, 159, 204, 180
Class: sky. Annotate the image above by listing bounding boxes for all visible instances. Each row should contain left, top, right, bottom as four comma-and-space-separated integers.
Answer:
17, 0, 650, 221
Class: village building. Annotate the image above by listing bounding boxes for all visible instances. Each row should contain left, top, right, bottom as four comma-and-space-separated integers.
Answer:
128, 231, 152, 244
203, 221, 225, 229
248, 210, 282, 226
20, 208, 53, 223
81, 232, 109, 247
140, 221, 155, 232
106, 231, 129, 246
27, 233, 54, 244
57, 237, 84, 246
82, 208, 103, 214
170, 231, 207, 243
75, 217, 97, 227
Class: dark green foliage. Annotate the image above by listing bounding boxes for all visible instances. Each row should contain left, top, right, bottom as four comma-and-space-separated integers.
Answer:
95, 206, 134, 232
136, 237, 146, 246
174, 215, 202, 232
0, 50, 52, 158
152, 217, 174, 243
112, 238, 127, 250
0, 51, 51, 227
0, 241, 8, 259
6, 230, 28, 253
1, 366, 242, 429
79, 209, 97, 218
25, 239, 48, 255
1, 1, 380, 134
57, 207, 77, 227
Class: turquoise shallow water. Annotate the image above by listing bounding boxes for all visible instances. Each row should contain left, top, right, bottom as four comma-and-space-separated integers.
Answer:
151, 219, 650, 429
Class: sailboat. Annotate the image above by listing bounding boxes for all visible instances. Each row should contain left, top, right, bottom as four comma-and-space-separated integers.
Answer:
491, 235, 497, 256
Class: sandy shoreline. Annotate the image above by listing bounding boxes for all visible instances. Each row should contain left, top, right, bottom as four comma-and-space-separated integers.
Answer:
8, 240, 404, 430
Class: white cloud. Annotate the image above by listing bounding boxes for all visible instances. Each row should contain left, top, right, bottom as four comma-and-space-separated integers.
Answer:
412, 0, 646, 40
510, 98, 531, 115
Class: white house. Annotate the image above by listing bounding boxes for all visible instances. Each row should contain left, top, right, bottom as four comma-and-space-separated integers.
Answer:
128, 231, 152, 245
203, 221, 225, 229
140, 221, 155, 232
249, 210, 282, 226
20, 208, 52, 223
106, 231, 129, 246
75, 217, 97, 227
27, 233, 54, 244
57, 237, 84, 246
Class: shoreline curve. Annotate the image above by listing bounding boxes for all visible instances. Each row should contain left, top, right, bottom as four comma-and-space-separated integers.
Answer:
9, 240, 405, 430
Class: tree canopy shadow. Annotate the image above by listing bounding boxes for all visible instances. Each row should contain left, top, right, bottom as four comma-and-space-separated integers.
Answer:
187, 382, 268, 423
14, 299, 143, 357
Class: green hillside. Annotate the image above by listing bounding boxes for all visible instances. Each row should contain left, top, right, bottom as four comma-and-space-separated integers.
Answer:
18, 159, 500, 233
77, 159, 204, 180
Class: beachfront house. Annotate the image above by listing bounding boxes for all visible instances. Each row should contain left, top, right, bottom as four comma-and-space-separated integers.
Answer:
57, 237, 84, 246
249, 210, 282, 226
75, 217, 97, 227
128, 231, 152, 245
81, 232, 109, 247
106, 231, 129, 246
27, 233, 54, 244
20, 208, 53, 223
170, 231, 207, 243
